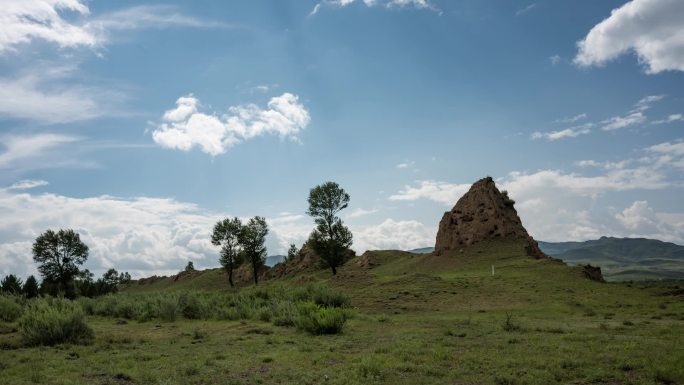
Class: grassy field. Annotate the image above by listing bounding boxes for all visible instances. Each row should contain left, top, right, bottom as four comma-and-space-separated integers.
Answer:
1, 238, 683, 385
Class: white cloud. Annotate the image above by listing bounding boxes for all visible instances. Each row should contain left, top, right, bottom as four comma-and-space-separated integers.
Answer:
531, 123, 593, 141
549, 55, 562, 66
652, 113, 684, 124
601, 112, 646, 131
352, 219, 435, 252
575, 159, 629, 170
555, 113, 587, 123
347, 208, 379, 218
0, 67, 125, 124
0, 133, 80, 168
152, 93, 311, 156
615, 201, 684, 242
7, 180, 49, 190
389, 180, 471, 205
310, 0, 438, 15
0, 0, 95, 53
0, 1, 224, 54
396, 160, 415, 169
515, 3, 537, 16
574, 0, 684, 74
632, 94, 665, 112
647, 140, 684, 156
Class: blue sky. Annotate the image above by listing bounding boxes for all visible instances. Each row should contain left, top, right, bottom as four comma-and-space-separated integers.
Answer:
1, 0, 683, 278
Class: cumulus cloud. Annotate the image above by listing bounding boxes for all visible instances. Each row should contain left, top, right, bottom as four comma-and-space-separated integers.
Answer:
574, 0, 684, 74
0, 186, 439, 279
389, 180, 471, 205
531, 123, 593, 141
615, 201, 684, 242
352, 219, 435, 252
152, 93, 310, 155
387, 139, 684, 244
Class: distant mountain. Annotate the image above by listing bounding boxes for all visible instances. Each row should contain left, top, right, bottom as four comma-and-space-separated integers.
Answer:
538, 237, 684, 281
407, 247, 434, 254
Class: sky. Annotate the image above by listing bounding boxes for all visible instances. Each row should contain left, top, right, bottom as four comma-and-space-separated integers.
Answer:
1, 0, 683, 279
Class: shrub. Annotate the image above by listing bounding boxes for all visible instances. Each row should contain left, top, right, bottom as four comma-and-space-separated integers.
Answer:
157, 298, 178, 322
0, 295, 23, 322
502, 313, 520, 332
312, 287, 350, 308
178, 292, 205, 320
295, 302, 347, 335
19, 298, 94, 346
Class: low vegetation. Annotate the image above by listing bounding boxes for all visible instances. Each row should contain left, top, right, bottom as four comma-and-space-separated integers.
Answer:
0, 239, 681, 384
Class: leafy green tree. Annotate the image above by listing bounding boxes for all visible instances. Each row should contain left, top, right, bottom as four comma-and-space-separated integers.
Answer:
287, 243, 299, 262
1, 274, 23, 295
212, 217, 244, 287
100, 268, 120, 294
23, 275, 39, 298
118, 272, 132, 284
185, 261, 195, 272
306, 182, 353, 275
239, 216, 268, 285
32, 229, 89, 298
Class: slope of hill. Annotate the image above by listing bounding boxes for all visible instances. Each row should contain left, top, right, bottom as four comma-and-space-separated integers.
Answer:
538, 237, 684, 281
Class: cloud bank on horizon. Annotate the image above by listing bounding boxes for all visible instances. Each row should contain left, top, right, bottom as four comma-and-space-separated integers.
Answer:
0, 0, 683, 279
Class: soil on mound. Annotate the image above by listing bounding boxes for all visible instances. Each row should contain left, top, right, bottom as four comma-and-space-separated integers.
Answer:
434, 176, 545, 259
267, 245, 355, 278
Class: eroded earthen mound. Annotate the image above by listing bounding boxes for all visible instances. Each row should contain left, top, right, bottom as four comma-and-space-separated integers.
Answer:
267, 245, 355, 279
434, 177, 545, 259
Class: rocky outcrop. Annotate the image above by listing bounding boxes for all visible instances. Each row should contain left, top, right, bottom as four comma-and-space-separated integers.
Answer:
581, 264, 605, 283
434, 177, 546, 259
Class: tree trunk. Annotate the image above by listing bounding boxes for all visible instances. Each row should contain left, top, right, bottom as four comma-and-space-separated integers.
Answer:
331, 265, 337, 275
228, 263, 234, 287
253, 260, 259, 285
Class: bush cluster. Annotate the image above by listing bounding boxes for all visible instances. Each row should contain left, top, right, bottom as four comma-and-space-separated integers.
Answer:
0, 295, 23, 322
19, 297, 94, 346
78, 284, 350, 334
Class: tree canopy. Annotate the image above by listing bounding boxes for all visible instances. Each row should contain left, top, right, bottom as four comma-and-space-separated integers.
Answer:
239, 216, 268, 285
306, 182, 353, 275
32, 229, 88, 297
212, 217, 244, 287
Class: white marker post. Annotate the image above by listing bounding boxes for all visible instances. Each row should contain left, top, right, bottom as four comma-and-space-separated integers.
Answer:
492, 265, 495, 276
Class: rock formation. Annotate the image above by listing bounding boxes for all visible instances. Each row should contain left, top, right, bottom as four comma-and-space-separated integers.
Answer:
267, 245, 355, 278
434, 176, 546, 259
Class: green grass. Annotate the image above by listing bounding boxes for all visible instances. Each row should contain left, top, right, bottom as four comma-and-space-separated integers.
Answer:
0, 238, 682, 384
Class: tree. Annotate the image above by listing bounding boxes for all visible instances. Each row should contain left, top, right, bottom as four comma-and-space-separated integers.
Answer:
32, 229, 89, 297
1, 274, 23, 295
100, 268, 120, 294
23, 275, 39, 298
306, 182, 353, 275
239, 216, 268, 285
118, 272, 132, 285
212, 217, 243, 287
287, 243, 298, 262
185, 261, 195, 272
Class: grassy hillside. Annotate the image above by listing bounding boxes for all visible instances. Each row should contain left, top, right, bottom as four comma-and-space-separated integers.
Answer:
538, 237, 684, 281
1, 237, 683, 385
